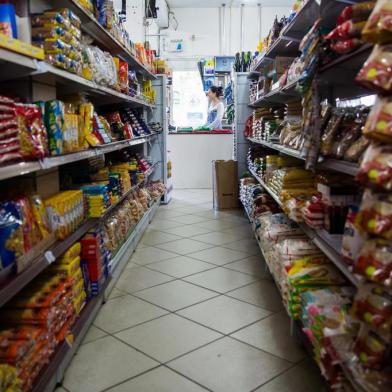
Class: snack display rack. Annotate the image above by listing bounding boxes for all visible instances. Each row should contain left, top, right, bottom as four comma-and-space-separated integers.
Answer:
244, 0, 392, 390
0, 1, 167, 391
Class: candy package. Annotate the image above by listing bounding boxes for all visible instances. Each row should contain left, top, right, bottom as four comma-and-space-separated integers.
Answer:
357, 144, 392, 191
356, 44, 392, 93
326, 20, 366, 40
363, 96, 392, 143
362, 0, 392, 43
330, 38, 363, 54
355, 239, 392, 286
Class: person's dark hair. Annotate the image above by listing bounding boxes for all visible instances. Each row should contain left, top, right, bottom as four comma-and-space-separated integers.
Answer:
209, 85, 223, 97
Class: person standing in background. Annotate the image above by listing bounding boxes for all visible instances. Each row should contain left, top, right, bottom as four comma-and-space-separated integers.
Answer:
205, 86, 224, 130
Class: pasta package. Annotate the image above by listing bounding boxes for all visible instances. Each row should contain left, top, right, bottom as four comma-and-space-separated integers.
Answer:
362, 0, 392, 43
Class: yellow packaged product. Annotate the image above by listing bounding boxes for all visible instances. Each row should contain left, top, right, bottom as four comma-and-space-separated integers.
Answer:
63, 113, 79, 153
72, 278, 85, 298
73, 290, 86, 314
60, 242, 81, 262
50, 256, 81, 276
80, 103, 100, 146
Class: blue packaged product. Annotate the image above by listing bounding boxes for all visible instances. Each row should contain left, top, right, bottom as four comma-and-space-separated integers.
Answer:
0, 202, 23, 271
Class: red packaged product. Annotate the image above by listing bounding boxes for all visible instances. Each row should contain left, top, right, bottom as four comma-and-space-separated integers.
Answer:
356, 239, 392, 286
16, 103, 48, 159
330, 38, 362, 54
337, 1, 375, 24
352, 284, 392, 336
326, 20, 366, 40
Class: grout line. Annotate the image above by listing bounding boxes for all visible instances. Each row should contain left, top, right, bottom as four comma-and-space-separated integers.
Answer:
100, 364, 162, 392
160, 365, 213, 392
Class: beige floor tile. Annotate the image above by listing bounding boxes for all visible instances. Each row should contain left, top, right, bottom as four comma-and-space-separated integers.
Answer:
221, 224, 254, 239
177, 295, 271, 334
183, 268, 257, 293
195, 220, 240, 231
167, 337, 291, 392
63, 336, 158, 392
232, 312, 306, 363
116, 314, 221, 362
224, 256, 272, 279
164, 224, 213, 238
156, 238, 213, 255
254, 359, 326, 391
146, 256, 216, 278
149, 220, 186, 230
140, 229, 182, 246
191, 231, 239, 246
168, 215, 211, 225
131, 246, 178, 265
187, 247, 249, 266
223, 238, 261, 255
107, 287, 127, 300
94, 295, 168, 333
115, 266, 174, 293
227, 281, 284, 312
82, 325, 107, 345
134, 280, 217, 311
106, 367, 207, 392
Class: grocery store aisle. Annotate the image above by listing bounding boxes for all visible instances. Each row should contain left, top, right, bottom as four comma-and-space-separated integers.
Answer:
58, 189, 324, 392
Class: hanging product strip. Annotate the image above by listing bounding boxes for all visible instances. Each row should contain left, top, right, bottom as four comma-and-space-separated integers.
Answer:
243, 0, 392, 391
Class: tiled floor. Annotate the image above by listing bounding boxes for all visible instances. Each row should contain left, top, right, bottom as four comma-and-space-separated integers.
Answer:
59, 189, 325, 392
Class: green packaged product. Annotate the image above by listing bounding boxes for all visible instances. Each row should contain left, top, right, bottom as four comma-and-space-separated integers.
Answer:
44, 100, 64, 156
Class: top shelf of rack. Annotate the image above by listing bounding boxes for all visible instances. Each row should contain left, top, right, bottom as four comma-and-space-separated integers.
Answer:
251, 0, 319, 72
49, 0, 156, 79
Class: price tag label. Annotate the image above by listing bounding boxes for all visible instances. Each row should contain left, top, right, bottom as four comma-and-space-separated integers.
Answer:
45, 251, 56, 265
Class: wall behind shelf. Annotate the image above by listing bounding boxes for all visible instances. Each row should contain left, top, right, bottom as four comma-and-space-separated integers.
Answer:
159, 6, 290, 71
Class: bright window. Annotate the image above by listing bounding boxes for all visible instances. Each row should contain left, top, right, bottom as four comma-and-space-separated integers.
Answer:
172, 71, 207, 128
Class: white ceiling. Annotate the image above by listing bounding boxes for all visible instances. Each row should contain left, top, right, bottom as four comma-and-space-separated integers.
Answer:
167, 0, 293, 7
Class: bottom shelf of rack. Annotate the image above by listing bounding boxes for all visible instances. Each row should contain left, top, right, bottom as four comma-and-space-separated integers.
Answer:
30, 196, 162, 392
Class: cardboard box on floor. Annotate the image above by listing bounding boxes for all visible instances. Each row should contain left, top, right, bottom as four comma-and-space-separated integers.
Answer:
212, 160, 239, 210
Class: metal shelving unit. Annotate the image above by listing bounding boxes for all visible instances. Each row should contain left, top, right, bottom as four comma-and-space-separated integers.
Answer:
251, 0, 319, 72
45, 0, 156, 79
248, 138, 359, 176
0, 135, 157, 181
28, 194, 162, 392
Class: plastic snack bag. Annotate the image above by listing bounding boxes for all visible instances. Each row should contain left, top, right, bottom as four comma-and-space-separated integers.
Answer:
362, 0, 392, 43
355, 191, 392, 239
355, 238, 392, 286
356, 44, 392, 93
363, 96, 392, 143
357, 144, 392, 191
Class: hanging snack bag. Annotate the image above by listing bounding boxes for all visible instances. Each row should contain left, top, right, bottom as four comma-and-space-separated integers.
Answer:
363, 96, 392, 143
356, 44, 392, 93
355, 238, 392, 286
362, 0, 392, 44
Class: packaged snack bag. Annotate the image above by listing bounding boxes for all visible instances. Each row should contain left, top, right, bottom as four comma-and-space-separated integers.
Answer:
363, 96, 392, 143
356, 44, 392, 93
362, 0, 392, 43
357, 144, 392, 191
44, 100, 64, 156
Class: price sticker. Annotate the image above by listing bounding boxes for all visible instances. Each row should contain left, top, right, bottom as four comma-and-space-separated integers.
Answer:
45, 251, 56, 265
